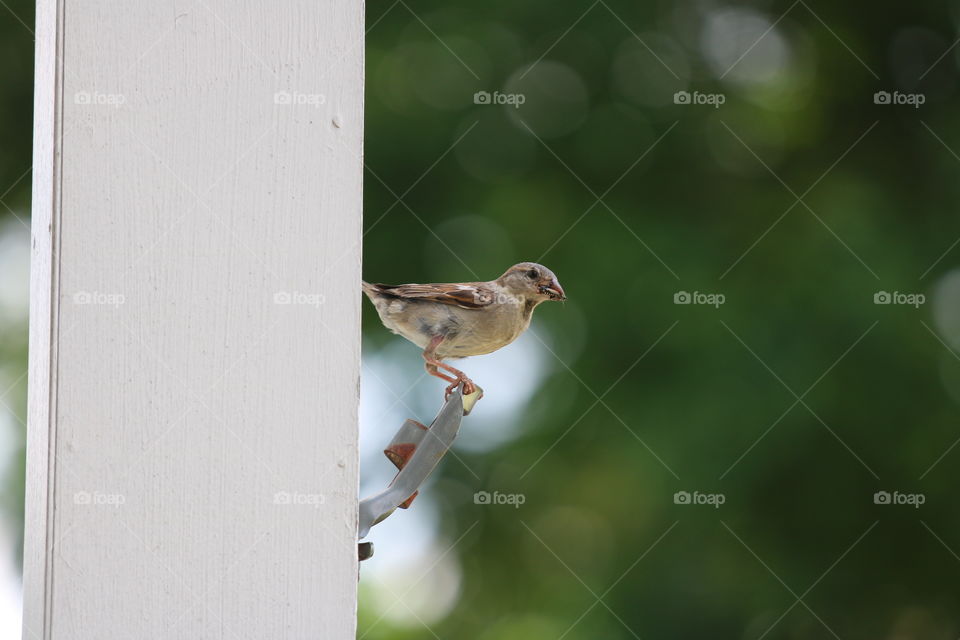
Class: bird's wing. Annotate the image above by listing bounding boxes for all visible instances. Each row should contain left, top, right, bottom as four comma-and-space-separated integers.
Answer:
367, 282, 495, 309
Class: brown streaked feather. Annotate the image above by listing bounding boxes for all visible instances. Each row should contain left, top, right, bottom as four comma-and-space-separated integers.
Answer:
367, 282, 495, 309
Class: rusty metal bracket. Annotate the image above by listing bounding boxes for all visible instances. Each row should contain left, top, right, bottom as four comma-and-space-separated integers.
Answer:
357, 383, 482, 559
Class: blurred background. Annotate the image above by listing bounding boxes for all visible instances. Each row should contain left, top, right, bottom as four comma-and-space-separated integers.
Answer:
4, 0, 960, 637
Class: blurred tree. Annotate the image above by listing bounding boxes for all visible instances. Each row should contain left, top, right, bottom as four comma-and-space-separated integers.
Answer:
0, 0, 35, 573
358, 1, 960, 638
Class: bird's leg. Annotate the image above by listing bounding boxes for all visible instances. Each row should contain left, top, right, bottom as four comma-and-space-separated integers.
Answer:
423, 335, 477, 397
423, 336, 458, 386
424, 361, 457, 384
435, 361, 477, 397
428, 361, 474, 398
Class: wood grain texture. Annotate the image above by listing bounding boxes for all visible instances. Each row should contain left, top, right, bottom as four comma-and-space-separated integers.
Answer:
24, 2, 364, 638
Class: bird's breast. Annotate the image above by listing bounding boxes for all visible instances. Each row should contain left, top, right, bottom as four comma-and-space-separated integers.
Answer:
436, 303, 529, 358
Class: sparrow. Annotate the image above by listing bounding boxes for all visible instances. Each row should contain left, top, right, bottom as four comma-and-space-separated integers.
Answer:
362, 262, 566, 398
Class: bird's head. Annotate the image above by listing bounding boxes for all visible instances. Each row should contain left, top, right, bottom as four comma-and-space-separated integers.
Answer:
498, 262, 566, 303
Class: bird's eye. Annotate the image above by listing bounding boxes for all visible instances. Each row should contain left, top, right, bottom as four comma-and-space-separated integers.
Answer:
526, 269, 538, 279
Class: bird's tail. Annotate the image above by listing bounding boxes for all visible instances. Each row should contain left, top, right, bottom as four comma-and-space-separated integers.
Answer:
361, 280, 380, 300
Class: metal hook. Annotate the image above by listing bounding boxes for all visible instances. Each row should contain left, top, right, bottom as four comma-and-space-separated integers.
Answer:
357, 383, 482, 559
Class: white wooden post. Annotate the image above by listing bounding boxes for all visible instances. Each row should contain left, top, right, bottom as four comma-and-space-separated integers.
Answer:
24, 1, 364, 638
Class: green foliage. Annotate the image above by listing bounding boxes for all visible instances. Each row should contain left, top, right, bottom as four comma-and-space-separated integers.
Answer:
359, 1, 960, 638
0, 0, 34, 573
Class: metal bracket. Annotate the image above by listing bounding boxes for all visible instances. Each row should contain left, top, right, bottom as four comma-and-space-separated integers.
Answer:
357, 384, 482, 559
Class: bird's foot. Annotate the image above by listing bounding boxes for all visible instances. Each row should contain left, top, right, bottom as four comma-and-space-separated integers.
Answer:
444, 376, 477, 400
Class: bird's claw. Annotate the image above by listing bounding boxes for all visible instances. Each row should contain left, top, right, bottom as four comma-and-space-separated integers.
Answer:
444, 379, 483, 415
444, 378, 477, 400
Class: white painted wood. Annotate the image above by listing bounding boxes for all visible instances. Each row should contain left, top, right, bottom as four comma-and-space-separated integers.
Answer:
24, 2, 365, 638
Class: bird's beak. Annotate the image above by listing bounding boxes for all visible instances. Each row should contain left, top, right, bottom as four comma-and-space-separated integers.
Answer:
539, 278, 566, 301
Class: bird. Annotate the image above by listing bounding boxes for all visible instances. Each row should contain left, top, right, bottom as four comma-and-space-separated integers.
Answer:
362, 262, 566, 399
